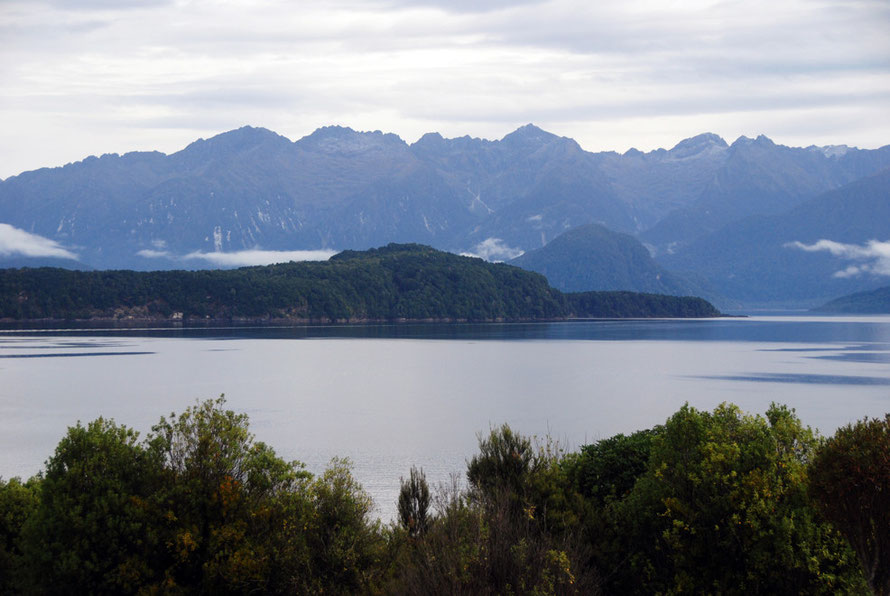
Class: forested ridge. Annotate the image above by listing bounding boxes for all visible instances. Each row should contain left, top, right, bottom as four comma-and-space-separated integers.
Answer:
1, 398, 887, 594
0, 243, 720, 322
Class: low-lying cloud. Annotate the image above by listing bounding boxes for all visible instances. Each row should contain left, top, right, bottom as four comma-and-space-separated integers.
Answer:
138, 248, 337, 267
0, 223, 78, 260
786, 239, 890, 278
461, 237, 524, 262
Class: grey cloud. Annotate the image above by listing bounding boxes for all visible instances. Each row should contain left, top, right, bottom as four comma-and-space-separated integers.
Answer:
787, 239, 890, 277
39, 0, 173, 10
0, 223, 78, 260
400, 87, 890, 125
374, 0, 547, 14
2, 0, 889, 177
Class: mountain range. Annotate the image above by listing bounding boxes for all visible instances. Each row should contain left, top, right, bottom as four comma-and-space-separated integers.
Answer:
1, 124, 888, 307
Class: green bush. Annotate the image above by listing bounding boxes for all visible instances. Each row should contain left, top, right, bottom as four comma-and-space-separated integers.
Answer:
810, 415, 890, 596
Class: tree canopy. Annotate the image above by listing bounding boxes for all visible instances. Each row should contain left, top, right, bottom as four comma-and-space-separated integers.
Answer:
0, 244, 720, 323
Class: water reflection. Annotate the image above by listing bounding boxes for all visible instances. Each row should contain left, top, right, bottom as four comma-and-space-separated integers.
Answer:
2, 315, 889, 343
696, 373, 890, 386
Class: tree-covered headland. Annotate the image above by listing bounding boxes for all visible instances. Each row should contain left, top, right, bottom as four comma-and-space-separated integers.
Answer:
0, 244, 720, 323
1, 399, 887, 594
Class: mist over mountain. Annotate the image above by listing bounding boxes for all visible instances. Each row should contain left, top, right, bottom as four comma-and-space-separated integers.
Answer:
1, 124, 887, 307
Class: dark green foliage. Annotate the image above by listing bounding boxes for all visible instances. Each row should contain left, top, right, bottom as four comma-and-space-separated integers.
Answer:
392, 429, 599, 595
0, 243, 720, 323
566, 290, 720, 318
467, 424, 537, 502
21, 418, 163, 593
146, 397, 315, 592
0, 476, 39, 595
11, 398, 386, 595
810, 415, 890, 595
610, 403, 864, 594
6, 399, 876, 594
301, 459, 387, 594
398, 467, 431, 538
574, 428, 659, 506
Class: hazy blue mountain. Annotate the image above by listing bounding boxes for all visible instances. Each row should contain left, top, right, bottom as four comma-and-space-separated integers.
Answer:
509, 223, 699, 296
659, 169, 890, 307
412, 124, 637, 250
814, 286, 890, 314
1, 125, 888, 272
641, 136, 890, 255
598, 133, 730, 229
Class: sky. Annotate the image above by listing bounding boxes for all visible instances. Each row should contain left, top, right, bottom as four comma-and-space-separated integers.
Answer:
1, 0, 889, 180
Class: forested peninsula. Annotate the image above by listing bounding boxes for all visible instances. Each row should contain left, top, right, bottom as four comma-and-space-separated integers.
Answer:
0, 244, 720, 323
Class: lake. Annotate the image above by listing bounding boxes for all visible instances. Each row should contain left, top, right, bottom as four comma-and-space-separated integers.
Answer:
2, 315, 889, 520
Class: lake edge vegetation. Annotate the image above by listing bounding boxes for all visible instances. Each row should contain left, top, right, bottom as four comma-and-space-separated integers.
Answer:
1, 398, 887, 594
0, 244, 720, 324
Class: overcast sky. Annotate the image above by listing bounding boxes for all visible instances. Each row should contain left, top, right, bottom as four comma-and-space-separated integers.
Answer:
1, 0, 888, 179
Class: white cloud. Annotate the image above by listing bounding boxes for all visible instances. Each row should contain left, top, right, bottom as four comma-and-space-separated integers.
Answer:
461, 237, 524, 262
138, 248, 337, 267
787, 239, 890, 277
136, 248, 170, 259
0, 223, 78, 260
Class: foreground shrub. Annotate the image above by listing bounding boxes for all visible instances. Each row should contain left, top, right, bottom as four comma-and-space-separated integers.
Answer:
21, 418, 163, 592
13, 398, 386, 595
614, 403, 864, 594
392, 426, 599, 595
810, 414, 890, 596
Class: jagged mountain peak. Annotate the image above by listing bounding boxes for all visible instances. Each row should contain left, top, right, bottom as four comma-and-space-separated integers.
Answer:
415, 131, 445, 145
177, 125, 291, 159
297, 125, 407, 154
501, 123, 559, 145
499, 124, 583, 158
669, 133, 728, 158
730, 134, 777, 149
807, 144, 852, 158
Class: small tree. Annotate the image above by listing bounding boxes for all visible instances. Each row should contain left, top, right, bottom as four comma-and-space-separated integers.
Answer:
301, 458, 385, 594
398, 466, 431, 538
810, 414, 890, 596
146, 396, 312, 592
467, 423, 536, 502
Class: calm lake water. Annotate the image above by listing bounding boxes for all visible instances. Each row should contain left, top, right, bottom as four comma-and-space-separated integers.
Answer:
2, 315, 889, 520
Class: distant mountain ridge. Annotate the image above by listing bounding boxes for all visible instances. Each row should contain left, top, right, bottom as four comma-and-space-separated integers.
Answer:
1, 124, 888, 307
3, 124, 887, 269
